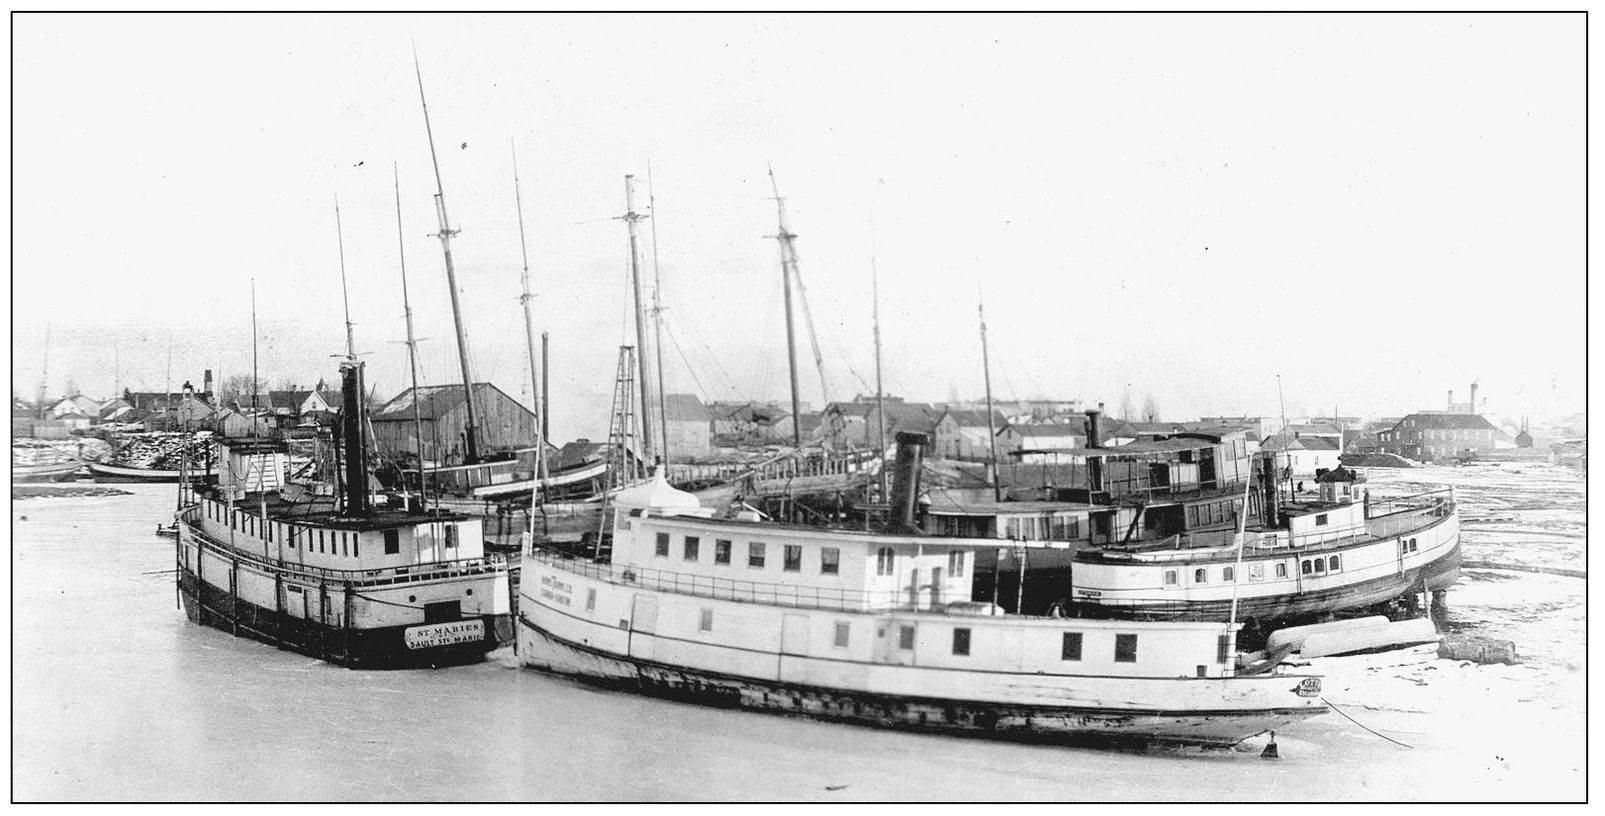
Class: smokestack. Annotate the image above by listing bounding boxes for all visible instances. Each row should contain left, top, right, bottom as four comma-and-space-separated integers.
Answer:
1260, 454, 1280, 527
1448, 390, 1454, 411
340, 360, 370, 516
1469, 382, 1479, 415
1085, 407, 1104, 449
889, 431, 928, 532
204, 369, 213, 398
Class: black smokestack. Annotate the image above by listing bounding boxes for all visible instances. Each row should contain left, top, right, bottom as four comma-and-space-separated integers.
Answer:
889, 431, 928, 532
341, 361, 369, 516
1085, 407, 1104, 449
1260, 454, 1279, 527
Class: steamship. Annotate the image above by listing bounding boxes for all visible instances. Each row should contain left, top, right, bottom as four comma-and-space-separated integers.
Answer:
516, 432, 1328, 748
174, 361, 514, 668
931, 408, 1461, 627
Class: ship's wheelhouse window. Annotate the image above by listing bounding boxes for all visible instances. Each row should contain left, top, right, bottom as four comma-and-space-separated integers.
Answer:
783, 545, 802, 572
1164, 570, 1178, 586
384, 529, 400, 555
586, 589, 596, 612
1328, 555, 1341, 572
948, 550, 965, 577
684, 536, 700, 561
821, 547, 840, 575
714, 539, 732, 565
748, 542, 766, 569
699, 608, 713, 632
876, 547, 895, 576
1313, 558, 1326, 574
444, 525, 458, 550
898, 626, 915, 650
1223, 566, 1235, 582
1276, 563, 1288, 578
1301, 560, 1312, 575
1061, 632, 1083, 661
1315, 514, 1329, 527
655, 533, 670, 557
952, 628, 971, 656
834, 622, 850, 648
1194, 568, 1208, 584
1114, 634, 1139, 663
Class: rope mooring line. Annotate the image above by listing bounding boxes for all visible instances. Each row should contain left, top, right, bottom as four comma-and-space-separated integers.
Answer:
1321, 697, 1415, 749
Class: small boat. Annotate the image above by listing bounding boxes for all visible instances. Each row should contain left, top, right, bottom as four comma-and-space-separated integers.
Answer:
12, 459, 83, 482
89, 461, 194, 483
517, 433, 1327, 748
175, 361, 514, 668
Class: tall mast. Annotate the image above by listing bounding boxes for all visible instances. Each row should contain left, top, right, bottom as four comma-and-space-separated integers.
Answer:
414, 49, 481, 464
541, 330, 550, 478
871, 220, 888, 499
767, 165, 804, 449
979, 296, 1001, 502
647, 161, 670, 466
511, 142, 546, 502
36, 323, 49, 418
250, 280, 259, 419
622, 174, 655, 465
394, 163, 429, 512
335, 196, 356, 360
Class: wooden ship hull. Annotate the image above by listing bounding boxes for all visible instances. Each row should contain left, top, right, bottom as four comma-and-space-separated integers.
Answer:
12, 459, 83, 482
89, 461, 196, 483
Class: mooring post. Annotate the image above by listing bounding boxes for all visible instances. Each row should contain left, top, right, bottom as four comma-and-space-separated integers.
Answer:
1261, 731, 1280, 759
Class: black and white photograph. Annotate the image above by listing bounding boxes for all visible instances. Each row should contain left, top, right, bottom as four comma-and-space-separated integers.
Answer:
9, 10, 1587, 802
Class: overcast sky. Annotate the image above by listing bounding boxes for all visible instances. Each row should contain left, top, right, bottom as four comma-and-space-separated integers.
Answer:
10, 12, 1585, 440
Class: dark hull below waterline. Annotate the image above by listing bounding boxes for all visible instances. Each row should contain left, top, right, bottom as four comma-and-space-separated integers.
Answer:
1064, 543, 1464, 624
178, 569, 513, 669
517, 619, 1321, 748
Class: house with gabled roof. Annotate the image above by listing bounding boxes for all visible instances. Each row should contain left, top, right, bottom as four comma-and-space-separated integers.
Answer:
1377, 412, 1509, 463
932, 407, 1006, 461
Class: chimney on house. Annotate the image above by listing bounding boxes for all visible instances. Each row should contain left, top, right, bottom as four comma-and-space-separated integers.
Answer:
1469, 382, 1479, 415
1085, 406, 1104, 449
1448, 390, 1454, 411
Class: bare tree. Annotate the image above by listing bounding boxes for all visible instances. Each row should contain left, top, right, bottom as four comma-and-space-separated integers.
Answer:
220, 374, 269, 409
1119, 388, 1135, 421
1142, 394, 1161, 423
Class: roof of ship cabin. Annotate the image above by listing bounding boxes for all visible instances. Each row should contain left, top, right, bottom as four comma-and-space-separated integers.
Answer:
372, 383, 530, 422
1029, 437, 1216, 458
1316, 465, 1364, 482
924, 495, 1096, 515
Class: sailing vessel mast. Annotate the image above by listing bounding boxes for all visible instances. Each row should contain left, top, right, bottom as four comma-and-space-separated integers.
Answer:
414, 51, 482, 464
622, 174, 655, 466
335, 196, 356, 360
871, 224, 888, 500
511, 142, 546, 504
36, 323, 50, 419
979, 296, 1002, 502
394, 163, 430, 512
646, 162, 670, 466
766, 166, 804, 449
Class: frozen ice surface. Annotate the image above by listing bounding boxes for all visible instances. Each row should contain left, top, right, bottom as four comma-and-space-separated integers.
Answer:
11, 464, 1585, 801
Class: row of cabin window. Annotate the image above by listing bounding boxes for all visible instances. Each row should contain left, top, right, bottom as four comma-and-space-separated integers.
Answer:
686, 611, 1151, 664
1402, 538, 1419, 554
203, 501, 440, 557
653, 534, 967, 579
1161, 555, 1343, 585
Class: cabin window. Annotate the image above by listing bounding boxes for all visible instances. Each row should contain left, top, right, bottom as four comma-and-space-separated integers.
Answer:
1061, 632, 1083, 661
288, 527, 296, 549
1315, 514, 1329, 527
1194, 568, 1208, 584
318, 530, 325, 553
384, 529, 400, 555
699, 608, 713, 632
1114, 633, 1139, 663
1276, 563, 1288, 578
1164, 570, 1178, 586
656, 533, 670, 557
783, 545, 802, 572
1328, 555, 1341, 572
834, 622, 850, 648
586, 589, 596, 612
952, 628, 971, 656
1313, 558, 1326, 574
876, 547, 895, 576
445, 525, 458, 550
948, 550, 965, 577
684, 536, 700, 561
748, 542, 766, 569
1249, 563, 1264, 581
1409, 538, 1419, 553
352, 535, 359, 558
714, 539, 732, 565
341, 533, 349, 557
821, 547, 840, 575
265, 522, 273, 543
1223, 566, 1235, 582
1301, 560, 1312, 575
898, 626, 915, 650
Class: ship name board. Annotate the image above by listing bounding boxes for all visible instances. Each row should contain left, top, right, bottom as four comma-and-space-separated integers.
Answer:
539, 573, 573, 606
404, 620, 485, 649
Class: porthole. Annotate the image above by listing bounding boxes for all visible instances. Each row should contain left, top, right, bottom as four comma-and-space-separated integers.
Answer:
408, 595, 417, 603
465, 588, 474, 596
